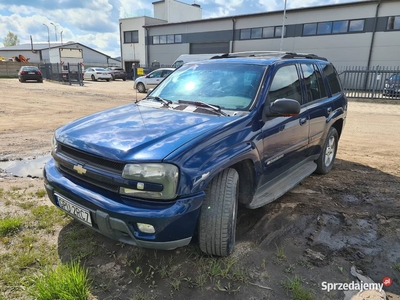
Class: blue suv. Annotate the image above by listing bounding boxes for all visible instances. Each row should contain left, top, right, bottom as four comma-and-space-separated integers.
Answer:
44, 51, 347, 256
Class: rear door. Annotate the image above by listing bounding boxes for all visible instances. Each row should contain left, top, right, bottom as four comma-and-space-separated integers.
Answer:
300, 62, 331, 156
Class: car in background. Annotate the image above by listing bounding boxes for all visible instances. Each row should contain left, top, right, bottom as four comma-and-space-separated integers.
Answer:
383, 73, 400, 97
134, 68, 174, 93
18, 66, 43, 83
84, 68, 112, 81
105, 67, 127, 81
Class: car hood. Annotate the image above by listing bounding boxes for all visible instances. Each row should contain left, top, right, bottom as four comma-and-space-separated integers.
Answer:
56, 103, 230, 161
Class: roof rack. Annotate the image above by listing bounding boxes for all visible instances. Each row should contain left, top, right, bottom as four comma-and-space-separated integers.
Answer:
211, 51, 327, 61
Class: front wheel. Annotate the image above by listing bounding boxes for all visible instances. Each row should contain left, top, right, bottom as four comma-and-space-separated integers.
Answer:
91, 74, 96, 81
315, 127, 338, 174
198, 168, 239, 256
136, 82, 146, 93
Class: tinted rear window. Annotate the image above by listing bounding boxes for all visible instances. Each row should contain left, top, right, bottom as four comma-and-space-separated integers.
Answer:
321, 63, 342, 95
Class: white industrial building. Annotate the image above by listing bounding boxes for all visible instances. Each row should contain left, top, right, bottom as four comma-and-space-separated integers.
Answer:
119, 0, 400, 71
0, 42, 121, 67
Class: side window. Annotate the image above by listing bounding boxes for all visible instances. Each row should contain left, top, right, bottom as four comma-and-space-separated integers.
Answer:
268, 65, 302, 104
162, 70, 172, 77
149, 70, 162, 78
301, 63, 327, 102
321, 63, 342, 95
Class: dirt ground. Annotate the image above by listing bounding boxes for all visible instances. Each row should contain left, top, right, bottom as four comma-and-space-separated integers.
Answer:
1, 78, 400, 300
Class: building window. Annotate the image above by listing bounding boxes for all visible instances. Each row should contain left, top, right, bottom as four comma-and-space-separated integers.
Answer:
240, 29, 251, 39
251, 28, 262, 39
175, 34, 182, 43
159, 35, 167, 44
303, 23, 317, 35
275, 26, 285, 37
153, 36, 159, 44
124, 31, 138, 43
262, 27, 274, 38
349, 19, 365, 32
317, 22, 332, 34
167, 35, 175, 43
387, 16, 400, 30
332, 20, 348, 33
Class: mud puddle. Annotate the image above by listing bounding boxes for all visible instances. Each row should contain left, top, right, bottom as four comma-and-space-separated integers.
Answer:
0, 154, 51, 178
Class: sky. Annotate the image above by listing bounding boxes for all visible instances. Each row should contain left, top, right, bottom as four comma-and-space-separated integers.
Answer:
0, 0, 363, 58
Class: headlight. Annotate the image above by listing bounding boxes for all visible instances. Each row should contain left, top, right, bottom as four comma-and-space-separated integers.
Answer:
385, 83, 389, 88
52, 134, 58, 153
120, 163, 179, 200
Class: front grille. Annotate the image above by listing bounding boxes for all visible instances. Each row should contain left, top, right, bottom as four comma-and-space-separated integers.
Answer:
59, 164, 119, 193
59, 144, 125, 172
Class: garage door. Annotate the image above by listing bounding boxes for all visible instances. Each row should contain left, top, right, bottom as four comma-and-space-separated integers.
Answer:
190, 42, 230, 54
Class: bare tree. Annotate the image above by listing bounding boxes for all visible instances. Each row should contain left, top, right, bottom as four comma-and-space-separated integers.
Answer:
3, 31, 20, 47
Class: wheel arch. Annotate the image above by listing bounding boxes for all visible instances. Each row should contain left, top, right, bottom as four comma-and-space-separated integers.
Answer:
332, 118, 344, 140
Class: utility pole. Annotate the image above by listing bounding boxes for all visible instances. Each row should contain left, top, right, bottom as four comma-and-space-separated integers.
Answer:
50, 22, 58, 41
279, 0, 287, 51
42, 23, 50, 62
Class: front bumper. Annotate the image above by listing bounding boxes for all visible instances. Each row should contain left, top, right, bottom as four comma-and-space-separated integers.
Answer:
43, 158, 204, 250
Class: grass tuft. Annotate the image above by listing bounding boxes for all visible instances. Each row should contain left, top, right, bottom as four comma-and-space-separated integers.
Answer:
29, 261, 91, 300
0, 216, 24, 237
282, 275, 314, 300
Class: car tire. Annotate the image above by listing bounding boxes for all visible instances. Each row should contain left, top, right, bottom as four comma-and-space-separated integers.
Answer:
91, 75, 96, 81
123, 78, 126, 81
106, 79, 110, 82
137, 83, 146, 93
315, 127, 338, 175
198, 168, 239, 257
111, 75, 115, 81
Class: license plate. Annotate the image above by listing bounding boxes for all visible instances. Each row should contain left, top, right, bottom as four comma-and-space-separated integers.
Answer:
28, 72, 35, 74
55, 193, 92, 226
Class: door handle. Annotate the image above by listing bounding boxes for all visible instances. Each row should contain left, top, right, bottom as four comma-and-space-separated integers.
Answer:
299, 117, 307, 125
327, 107, 332, 114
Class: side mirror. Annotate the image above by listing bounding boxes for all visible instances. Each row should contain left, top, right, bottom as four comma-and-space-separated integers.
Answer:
265, 99, 300, 117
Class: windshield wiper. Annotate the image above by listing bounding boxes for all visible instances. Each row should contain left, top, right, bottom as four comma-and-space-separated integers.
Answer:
178, 100, 228, 116
141, 96, 172, 107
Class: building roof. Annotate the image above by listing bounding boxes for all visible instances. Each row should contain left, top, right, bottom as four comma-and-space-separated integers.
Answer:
144, 0, 381, 28
0, 42, 117, 60
0, 42, 70, 51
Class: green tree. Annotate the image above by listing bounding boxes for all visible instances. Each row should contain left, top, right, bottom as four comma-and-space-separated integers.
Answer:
3, 31, 20, 47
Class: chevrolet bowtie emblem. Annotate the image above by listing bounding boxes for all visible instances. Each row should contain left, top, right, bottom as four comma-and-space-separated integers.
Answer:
73, 164, 87, 175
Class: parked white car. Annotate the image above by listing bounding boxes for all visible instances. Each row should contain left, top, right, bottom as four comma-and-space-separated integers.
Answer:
84, 68, 112, 81
134, 68, 174, 93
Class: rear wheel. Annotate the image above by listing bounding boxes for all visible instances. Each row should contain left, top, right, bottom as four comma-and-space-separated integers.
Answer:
111, 75, 115, 81
123, 78, 126, 81
198, 168, 239, 256
137, 82, 146, 93
315, 127, 338, 174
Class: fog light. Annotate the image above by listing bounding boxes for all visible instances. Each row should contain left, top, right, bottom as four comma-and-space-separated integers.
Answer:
137, 223, 155, 234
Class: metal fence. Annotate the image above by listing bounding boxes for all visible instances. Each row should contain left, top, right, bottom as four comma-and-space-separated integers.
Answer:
39, 63, 84, 85
337, 66, 400, 99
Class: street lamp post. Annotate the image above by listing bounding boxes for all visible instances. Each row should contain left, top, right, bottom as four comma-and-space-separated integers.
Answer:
50, 22, 58, 41
279, 0, 287, 51
60, 31, 63, 46
42, 23, 50, 62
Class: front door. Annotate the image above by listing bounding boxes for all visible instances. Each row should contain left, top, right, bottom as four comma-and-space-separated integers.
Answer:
260, 63, 310, 184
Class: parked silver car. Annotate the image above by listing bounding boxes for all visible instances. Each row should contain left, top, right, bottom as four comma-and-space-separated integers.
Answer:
134, 68, 174, 93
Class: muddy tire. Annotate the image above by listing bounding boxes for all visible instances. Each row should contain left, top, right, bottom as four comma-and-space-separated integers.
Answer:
198, 168, 239, 256
137, 82, 146, 93
315, 127, 338, 174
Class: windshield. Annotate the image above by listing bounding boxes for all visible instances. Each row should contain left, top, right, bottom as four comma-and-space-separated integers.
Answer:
149, 62, 265, 111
